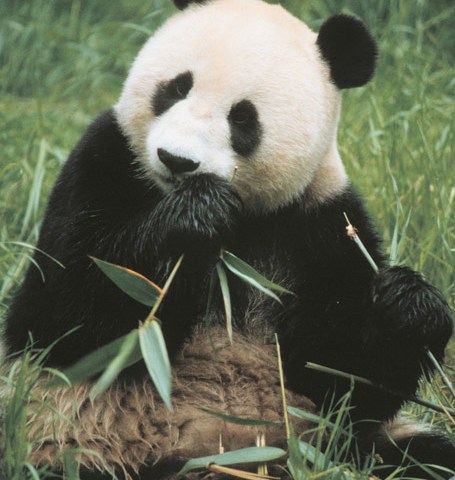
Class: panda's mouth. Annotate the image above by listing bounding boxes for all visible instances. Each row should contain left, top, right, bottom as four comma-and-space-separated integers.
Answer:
155, 172, 190, 189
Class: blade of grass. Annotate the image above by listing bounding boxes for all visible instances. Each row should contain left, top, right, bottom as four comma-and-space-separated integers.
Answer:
287, 406, 336, 430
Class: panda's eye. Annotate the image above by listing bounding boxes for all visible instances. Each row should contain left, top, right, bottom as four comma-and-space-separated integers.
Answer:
152, 71, 193, 116
174, 83, 185, 97
229, 102, 253, 125
228, 100, 262, 157
169, 72, 193, 99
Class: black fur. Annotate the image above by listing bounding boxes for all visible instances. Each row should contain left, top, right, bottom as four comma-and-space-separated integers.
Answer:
317, 14, 377, 89
173, 0, 207, 11
5, 110, 454, 476
228, 100, 262, 157
376, 431, 455, 479
152, 71, 193, 117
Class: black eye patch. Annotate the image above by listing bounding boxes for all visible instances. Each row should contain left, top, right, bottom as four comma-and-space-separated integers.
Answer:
152, 71, 193, 116
228, 100, 262, 157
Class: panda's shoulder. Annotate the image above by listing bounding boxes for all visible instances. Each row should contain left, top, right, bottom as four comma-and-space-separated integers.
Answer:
53, 109, 141, 197
68, 109, 133, 170
302, 184, 370, 224
297, 184, 381, 252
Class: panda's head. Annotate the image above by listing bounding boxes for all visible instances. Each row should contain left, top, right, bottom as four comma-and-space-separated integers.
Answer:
116, 0, 376, 213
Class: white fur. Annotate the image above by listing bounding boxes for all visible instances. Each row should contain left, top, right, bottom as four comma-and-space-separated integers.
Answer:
115, 0, 348, 213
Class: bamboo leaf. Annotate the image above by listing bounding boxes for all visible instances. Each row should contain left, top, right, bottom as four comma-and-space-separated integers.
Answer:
139, 321, 172, 411
287, 428, 307, 479
204, 268, 219, 356
91, 257, 162, 306
299, 441, 335, 469
216, 262, 233, 343
179, 447, 286, 475
200, 407, 281, 426
287, 407, 336, 429
53, 333, 139, 386
222, 251, 293, 295
90, 329, 141, 400
221, 251, 291, 303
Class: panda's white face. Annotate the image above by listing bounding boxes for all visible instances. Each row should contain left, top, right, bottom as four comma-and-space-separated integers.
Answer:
116, 0, 348, 213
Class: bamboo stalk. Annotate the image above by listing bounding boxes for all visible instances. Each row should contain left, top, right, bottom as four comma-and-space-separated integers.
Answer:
275, 334, 290, 440
305, 361, 455, 416
144, 255, 184, 324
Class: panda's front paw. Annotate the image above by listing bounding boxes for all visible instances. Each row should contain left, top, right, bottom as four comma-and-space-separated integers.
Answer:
154, 174, 243, 260
371, 266, 453, 357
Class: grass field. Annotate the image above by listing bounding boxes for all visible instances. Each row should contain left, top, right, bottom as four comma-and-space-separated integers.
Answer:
0, 0, 454, 478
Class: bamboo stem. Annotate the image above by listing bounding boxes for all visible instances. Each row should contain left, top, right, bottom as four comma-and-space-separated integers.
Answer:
305, 361, 455, 416
144, 255, 184, 325
275, 334, 290, 440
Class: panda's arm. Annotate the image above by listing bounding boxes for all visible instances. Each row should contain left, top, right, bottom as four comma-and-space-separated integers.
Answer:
4, 110, 211, 366
279, 186, 453, 422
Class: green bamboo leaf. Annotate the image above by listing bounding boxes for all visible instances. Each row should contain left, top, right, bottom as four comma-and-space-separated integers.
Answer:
299, 441, 336, 469
200, 407, 281, 426
204, 269, 219, 356
221, 251, 293, 304
287, 428, 307, 479
216, 262, 233, 343
91, 257, 162, 307
222, 251, 293, 295
90, 329, 141, 400
53, 333, 138, 386
139, 321, 172, 411
287, 406, 336, 429
179, 447, 286, 475
221, 258, 280, 303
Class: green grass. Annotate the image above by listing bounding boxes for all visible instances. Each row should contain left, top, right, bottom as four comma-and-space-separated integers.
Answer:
0, 0, 454, 478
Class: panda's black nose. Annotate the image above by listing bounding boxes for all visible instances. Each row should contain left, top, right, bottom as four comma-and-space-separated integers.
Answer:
157, 148, 200, 174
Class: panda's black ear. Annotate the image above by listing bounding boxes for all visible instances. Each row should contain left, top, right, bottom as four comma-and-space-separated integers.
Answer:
174, 0, 207, 10
317, 14, 377, 89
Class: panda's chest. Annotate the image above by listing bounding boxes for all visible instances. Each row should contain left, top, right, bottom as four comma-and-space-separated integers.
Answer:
218, 220, 301, 336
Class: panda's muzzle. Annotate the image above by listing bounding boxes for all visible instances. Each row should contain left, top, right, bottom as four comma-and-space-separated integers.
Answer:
157, 148, 200, 175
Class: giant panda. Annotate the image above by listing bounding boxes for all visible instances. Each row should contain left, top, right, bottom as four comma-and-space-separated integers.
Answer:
2, 0, 455, 479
